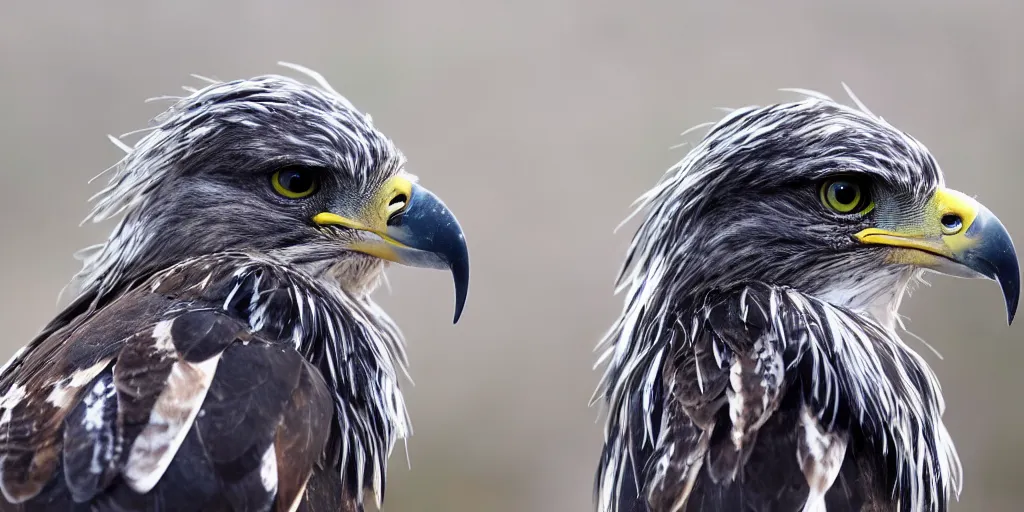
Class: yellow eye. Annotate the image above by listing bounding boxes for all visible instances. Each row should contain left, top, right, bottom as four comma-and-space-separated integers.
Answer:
272, 167, 319, 199
820, 179, 873, 215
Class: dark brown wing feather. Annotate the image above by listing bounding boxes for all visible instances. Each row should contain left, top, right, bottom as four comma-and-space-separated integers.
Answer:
0, 286, 169, 505
630, 285, 895, 512
0, 257, 341, 512
275, 363, 334, 512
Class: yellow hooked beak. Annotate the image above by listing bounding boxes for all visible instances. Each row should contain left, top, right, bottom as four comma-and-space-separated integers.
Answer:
312, 175, 470, 323
855, 187, 1019, 324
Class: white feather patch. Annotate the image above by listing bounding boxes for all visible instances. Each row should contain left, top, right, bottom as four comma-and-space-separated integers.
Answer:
123, 354, 221, 493
259, 444, 278, 492
44, 359, 112, 409
0, 384, 27, 427
797, 406, 848, 512
151, 320, 175, 351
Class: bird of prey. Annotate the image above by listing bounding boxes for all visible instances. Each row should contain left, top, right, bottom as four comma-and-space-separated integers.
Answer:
0, 65, 469, 511
594, 90, 1019, 512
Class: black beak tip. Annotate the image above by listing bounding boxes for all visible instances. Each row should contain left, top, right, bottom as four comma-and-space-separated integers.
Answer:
994, 248, 1019, 326
453, 302, 465, 324
450, 246, 470, 324
1003, 277, 1019, 326
452, 288, 466, 324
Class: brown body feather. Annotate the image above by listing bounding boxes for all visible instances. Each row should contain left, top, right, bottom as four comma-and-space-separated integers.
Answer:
0, 254, 367, 512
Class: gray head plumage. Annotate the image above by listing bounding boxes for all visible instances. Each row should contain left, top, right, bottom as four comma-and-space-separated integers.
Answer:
70, 64, 406, 303
616, 92, 944, 315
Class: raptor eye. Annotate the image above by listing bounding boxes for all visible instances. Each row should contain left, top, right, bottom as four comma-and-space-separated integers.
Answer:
821, 178, 873, 215
272, 167, 319, 199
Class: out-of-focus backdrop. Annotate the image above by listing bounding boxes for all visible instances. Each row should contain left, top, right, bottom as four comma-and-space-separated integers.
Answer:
1, 1, 1021, 510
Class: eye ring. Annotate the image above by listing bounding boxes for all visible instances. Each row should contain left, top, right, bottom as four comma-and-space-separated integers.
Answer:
271, 167, 319, 199
820, 178, 873, 215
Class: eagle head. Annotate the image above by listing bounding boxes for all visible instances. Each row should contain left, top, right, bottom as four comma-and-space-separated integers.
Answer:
75, 64, 470, 321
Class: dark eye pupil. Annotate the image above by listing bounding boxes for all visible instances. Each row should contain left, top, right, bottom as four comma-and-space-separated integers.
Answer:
941, 214, 962, 230
832, 182, 857, 205
280, 170, 313, 192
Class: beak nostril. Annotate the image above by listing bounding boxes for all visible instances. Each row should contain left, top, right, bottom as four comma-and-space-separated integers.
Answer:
941, 214, 963, 235
389, 194, 407, 208
387, 194, 408, 221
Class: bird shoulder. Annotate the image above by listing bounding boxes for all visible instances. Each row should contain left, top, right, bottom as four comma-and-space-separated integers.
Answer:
0, 254, 334, 511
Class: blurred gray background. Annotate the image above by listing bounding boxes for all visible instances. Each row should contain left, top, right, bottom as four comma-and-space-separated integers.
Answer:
1, 1, 1021, 510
